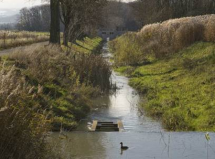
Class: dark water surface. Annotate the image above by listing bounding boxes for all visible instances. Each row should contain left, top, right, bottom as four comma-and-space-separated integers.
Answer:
50, 44, 215, 159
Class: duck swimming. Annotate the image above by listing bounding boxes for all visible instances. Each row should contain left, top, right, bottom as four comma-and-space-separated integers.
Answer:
120, 142, 129, 150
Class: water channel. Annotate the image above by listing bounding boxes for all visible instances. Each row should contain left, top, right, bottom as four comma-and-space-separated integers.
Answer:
50, 44, 215, 159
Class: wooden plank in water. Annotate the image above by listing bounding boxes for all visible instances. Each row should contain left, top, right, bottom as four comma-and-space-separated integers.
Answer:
91, 120, 98, 131
97, 124, 118, 128
90, 120, 124, 132
118, 120, 124, 131
98, 122, 114, 124
96, 127, 119, 132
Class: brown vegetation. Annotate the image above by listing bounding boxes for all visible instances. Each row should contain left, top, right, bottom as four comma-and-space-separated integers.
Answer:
0, 65, 53, 159
0, 37, 110, 157
138, 15, 215, 57
0, 31, 49, 50
110, 15, 215, 65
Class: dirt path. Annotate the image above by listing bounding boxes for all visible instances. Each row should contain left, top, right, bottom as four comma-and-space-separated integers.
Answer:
0, 41, 49, 56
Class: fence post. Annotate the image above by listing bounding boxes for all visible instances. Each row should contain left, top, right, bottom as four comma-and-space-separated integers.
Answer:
3, 31, 6, 49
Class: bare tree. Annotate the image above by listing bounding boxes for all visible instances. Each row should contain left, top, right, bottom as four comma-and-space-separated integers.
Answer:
50, 0, 60, 44
17, 5, 50, 31
60, 0, 107, 46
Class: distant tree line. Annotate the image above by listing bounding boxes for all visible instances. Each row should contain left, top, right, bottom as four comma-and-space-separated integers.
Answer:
1, 0, 214, 44
17, 4, 51, 32
0, 23, 15, 30
14, 1, 139, 37
130, 0, 215, 27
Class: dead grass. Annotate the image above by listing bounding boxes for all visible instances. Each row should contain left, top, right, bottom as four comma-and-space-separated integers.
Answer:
0, 37, 109, 158
0, 64, 53, 159
137, 14, 215, 57
9, 44, 111, 91
110, 14, 215, 66
0, 31, 49, 50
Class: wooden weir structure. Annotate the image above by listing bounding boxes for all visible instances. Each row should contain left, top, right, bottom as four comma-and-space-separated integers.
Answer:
90, 120, 124, 132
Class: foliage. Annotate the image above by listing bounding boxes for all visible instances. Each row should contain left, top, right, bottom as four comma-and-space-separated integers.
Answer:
17, 5, 51, 32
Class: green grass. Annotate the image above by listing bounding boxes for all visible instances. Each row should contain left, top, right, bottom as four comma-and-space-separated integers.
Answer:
63, 37, 103, 54
115, 42, 215, 131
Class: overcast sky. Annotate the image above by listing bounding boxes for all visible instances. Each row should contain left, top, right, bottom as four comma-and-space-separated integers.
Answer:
0, 0, 44, 9
0, 0, 135, 9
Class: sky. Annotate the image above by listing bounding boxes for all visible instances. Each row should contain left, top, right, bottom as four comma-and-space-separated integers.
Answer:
0, 0, 135, 9
0, 0, 47, 9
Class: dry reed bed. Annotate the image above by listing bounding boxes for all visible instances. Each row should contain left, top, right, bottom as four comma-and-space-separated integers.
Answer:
110, 14, 215, 66
0, 31, 49, 50
137, 14, 215, 57
0, 64, 52, 159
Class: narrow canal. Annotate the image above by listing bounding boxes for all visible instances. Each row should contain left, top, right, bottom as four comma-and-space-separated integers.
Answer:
50, 44, 215, 159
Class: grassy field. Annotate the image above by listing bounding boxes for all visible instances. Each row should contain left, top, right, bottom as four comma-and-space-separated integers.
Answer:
0, 37, 110, 158
0, 31, 49, 50
110, 15, 215, 131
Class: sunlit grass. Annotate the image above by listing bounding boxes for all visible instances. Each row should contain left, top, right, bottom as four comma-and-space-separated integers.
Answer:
115, 42, 215, 131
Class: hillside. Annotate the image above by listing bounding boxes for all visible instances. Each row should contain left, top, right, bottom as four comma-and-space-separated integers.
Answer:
110, 15, 215, 131
0, 14, 18, 24
0, 9, 19, 24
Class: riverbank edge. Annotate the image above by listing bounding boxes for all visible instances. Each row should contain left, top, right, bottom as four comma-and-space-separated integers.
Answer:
112, 42, 215, 132
0, 36, 110, 132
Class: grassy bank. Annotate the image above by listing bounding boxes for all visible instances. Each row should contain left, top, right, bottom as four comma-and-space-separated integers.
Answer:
110, 15, 215, 131
70, 37, 103, 54
0, 37, 110, 158
0, 31, 49, 50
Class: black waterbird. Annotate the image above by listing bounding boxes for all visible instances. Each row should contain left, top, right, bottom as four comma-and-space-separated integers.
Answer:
120, 142, 129, 150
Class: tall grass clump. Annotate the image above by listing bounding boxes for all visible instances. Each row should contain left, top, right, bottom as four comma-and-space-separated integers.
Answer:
110, 14, 215, 65
0, 64, 55, 159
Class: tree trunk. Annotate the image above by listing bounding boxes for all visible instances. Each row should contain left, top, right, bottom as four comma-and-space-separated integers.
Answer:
50, 0, 60, 44
63, 24, 69, 46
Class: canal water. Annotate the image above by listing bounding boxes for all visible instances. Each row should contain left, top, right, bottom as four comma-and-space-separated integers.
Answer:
50, 44, 215, 159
